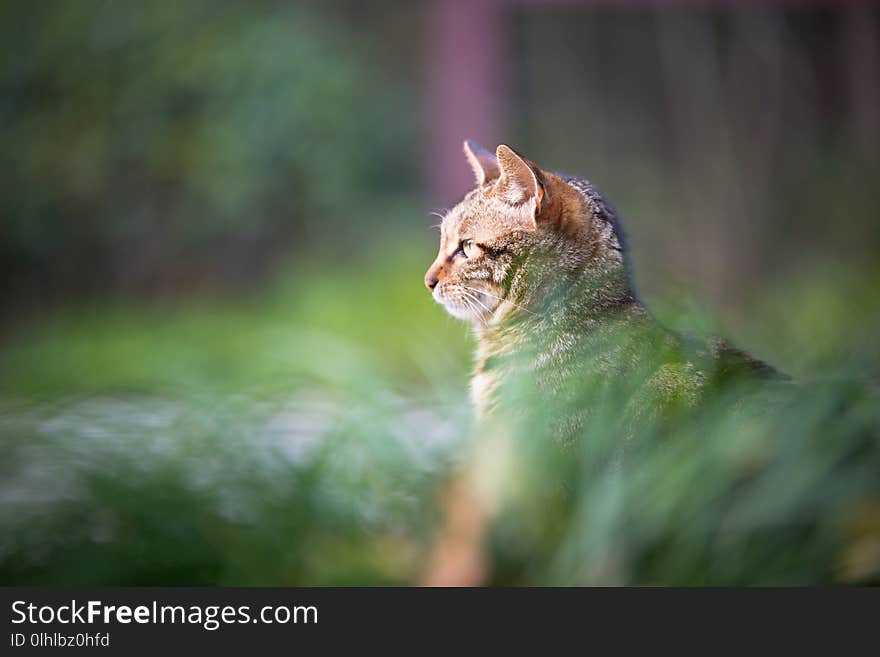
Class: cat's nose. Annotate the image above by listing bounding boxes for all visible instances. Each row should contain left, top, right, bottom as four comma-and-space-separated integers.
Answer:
424, 274, 439, 291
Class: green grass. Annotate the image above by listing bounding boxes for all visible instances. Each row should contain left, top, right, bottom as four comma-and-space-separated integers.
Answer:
1, 254, 878, 585
0, 252, 472, 400
0, 248, 472, 585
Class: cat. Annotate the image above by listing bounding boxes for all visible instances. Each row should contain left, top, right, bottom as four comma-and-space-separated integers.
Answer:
420, 141, 782, 585
426, 140, 779, 429
422, 142, 880, 588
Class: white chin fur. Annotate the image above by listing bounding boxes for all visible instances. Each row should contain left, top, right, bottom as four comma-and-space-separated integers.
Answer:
444, 302, 484, 322
433, 287, 494, 322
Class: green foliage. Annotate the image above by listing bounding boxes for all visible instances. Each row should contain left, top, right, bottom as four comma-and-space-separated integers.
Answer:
1, 259, 878, 585
1, 2, 879, 586
0, 251, 470, 585
487, 351, 880, 585
0, 247, 468, 399
0, 1, 415, 298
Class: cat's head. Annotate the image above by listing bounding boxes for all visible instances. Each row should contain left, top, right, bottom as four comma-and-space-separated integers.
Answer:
425, 141, 620, 324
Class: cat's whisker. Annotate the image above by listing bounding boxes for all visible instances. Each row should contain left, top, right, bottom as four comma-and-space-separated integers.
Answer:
461, 289, 493, 317
459, 295, 481, 323
460, 291, 490, 326
428, 210, 448, 232
461, 285, 541, 318
459, 297, 478, 324
461, 290, 492, 314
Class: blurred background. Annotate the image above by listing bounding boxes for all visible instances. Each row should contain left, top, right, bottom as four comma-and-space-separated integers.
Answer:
1, 0, 879, 585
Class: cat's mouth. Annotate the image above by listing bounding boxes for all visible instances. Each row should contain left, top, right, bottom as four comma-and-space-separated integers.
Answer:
433, 282, 500, 323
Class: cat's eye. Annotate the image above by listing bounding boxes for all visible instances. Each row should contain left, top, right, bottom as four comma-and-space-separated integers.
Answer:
461, 239, 475, 258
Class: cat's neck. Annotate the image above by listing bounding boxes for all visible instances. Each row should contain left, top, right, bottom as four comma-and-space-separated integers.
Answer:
475, 258, 644, 351
469, 258, 647, 419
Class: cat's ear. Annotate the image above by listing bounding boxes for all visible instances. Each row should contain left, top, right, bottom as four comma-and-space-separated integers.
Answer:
495, 144, 546, 218
463, 139, 500, 185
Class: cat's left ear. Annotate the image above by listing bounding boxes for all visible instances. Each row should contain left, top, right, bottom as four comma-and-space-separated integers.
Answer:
463, 139, 500, 184
495, 145, 546, 220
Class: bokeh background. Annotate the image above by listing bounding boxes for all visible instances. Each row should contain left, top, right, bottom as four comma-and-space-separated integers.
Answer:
1, 0, 878, 584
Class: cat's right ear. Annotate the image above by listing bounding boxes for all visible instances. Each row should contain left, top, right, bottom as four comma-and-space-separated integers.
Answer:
495, 144, 545, 212
463, 139, 500, 185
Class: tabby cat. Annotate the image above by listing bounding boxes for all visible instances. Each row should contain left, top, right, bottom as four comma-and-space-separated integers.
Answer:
426, 141, 777, 433
421, 143, 880, 588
